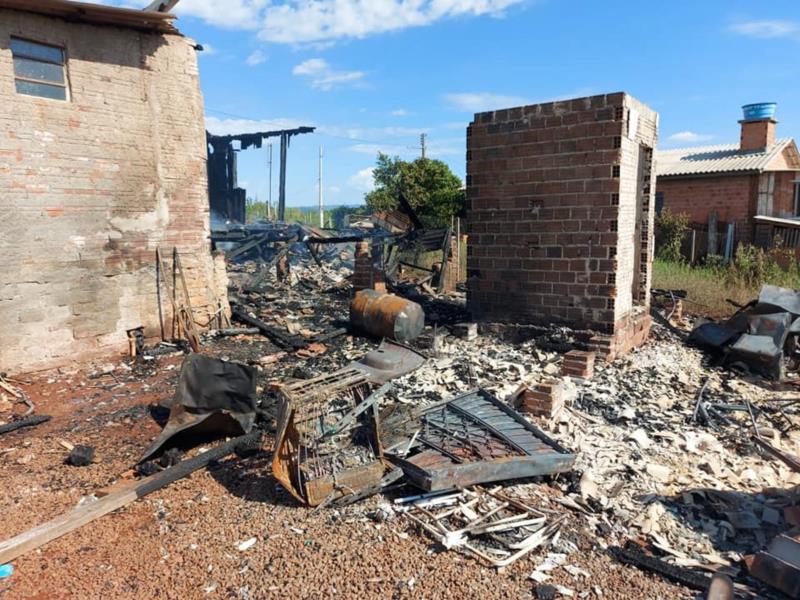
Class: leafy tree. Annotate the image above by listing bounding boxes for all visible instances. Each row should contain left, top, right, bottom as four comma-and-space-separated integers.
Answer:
331, 204, 368, 228
364, 153, 465, 228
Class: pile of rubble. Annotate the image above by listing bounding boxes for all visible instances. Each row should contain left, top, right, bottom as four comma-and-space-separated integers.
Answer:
6, 240, 800, 598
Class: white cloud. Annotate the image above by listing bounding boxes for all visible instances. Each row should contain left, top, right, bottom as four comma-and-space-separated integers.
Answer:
730, 20, 800, 39
666, 131, 715, 144
198, 42, 216, 55
318, 124, 429, 139
444, 88, 598, 113
348, 143, 388, 155
174, 0, 267, 30
104, 0, 527, 45
348, 167, 375, 193
257, 0, 526, 45
392, 109, 411, 117
246, 49, 268, 66
205, 115, 313, 136
443, 92, 529, 112
426, 137, 464, 158
347, 137, 463, 159
292, 58, 365, 90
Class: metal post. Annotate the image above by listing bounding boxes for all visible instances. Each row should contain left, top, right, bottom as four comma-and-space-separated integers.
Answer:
267, 144, 273, 221
318, 145, 324, 228
420, 133, 427, 159
278, 133, 288, 222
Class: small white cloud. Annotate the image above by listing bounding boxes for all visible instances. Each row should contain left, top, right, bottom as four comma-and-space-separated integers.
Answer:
444, 89, 598, 113
173, 0, 265, 30
348, 144, 386, 155
392, 109, 411, 117
205, 115, 313, 136
730, 20, 800, 39
348, 167, 375, 193
319, 125, 424, 139
199, 43, 216, 55
443, 92, 529, 113
292, 58, 365, 91
246, 49, 268, 66
667, 131, 715, 144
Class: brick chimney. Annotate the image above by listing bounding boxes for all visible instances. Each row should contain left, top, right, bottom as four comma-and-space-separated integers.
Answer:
740, 103, 778, 152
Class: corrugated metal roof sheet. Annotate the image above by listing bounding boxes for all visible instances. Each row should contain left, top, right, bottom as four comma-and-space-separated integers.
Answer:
656, 139, 792, 177
0, 0, 179, 34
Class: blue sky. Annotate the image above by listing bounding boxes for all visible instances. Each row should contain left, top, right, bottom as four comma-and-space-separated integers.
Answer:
104, 1, 800, 207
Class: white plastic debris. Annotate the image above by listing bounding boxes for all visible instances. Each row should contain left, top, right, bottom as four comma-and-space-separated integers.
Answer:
236, 537, 257, 552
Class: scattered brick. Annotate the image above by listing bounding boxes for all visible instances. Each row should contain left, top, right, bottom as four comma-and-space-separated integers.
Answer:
522, 378, 565, 419
562, 350, 596, 380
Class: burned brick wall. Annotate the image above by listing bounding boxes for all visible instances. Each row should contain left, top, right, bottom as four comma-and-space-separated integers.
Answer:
466, 93, 659, 359
0, 10, 228, 374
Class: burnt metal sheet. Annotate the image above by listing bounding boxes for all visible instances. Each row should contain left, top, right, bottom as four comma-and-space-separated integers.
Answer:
749, 534, 800, 599
140, 355, 257, 462
388, 389, 575, 491
727, 312, 792, 379
759, 284, 800, 315
689, 322, 739, 350
350, 339, 426, 384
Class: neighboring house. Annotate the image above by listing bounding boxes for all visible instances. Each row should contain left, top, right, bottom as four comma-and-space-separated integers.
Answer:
656, 105, 800, 248
0, 0, 228, 374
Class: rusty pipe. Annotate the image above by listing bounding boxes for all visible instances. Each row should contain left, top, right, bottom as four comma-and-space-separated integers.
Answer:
350, 290, 424, 342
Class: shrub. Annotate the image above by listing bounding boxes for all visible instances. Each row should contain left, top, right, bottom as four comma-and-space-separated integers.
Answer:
724, 241, 800, 289
655, 209, 690, 263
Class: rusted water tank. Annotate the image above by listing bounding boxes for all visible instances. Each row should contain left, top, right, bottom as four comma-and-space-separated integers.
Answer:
350, 290, 424, 342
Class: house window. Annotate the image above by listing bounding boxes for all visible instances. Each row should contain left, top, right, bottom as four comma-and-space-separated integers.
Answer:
655, 191, 665, 214
794, 182, 800, 217
10, 37, 68, 101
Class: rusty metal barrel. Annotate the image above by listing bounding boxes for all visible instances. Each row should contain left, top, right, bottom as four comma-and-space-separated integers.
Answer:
350, 290, 424, 342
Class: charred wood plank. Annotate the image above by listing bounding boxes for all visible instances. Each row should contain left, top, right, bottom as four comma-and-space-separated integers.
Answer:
610, 546, 711, 591
0, 415, 51, 436
231, 305, 307, 350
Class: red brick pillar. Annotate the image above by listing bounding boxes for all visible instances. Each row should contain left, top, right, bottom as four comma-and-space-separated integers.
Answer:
521, 379, 565, 418
353, 241, 386, 292
353, 241, 372, 291
562, 350, 596, 380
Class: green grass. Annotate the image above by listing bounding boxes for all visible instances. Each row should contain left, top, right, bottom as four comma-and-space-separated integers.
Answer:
652, 259, 756, 319
653, 256, 800, 319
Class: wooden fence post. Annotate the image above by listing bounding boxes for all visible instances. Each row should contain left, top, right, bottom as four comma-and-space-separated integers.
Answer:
708, 212, 718, 256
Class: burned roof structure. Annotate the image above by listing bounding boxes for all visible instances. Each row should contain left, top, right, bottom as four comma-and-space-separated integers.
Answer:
207, 127, 315, 224
0, 0, 180, 32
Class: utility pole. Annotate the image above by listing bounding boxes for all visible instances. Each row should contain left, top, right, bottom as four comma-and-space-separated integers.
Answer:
267, 144, 273, 220
278, 133, 288, 222
420, 133, 427, 160
318, 145, 324, 228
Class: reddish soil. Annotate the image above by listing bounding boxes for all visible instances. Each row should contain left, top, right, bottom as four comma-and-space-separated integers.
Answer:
0, 348, 690, 600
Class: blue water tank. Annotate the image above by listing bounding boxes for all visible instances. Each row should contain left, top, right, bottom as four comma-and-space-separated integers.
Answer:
742, 102, 777, 121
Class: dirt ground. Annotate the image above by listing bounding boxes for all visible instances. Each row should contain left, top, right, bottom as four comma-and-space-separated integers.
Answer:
0, 345, 692, 600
